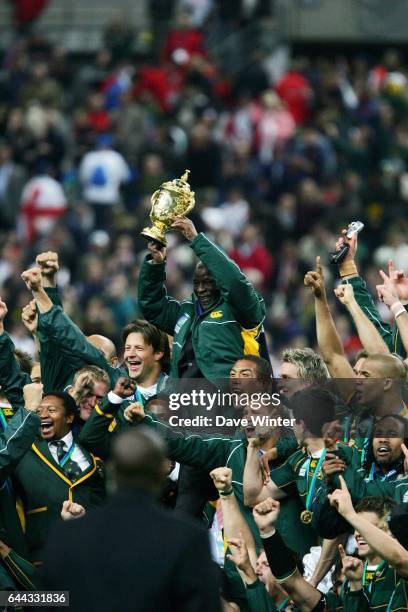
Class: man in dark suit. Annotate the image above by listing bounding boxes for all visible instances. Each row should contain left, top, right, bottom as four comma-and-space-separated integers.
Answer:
41, 427, 222, 612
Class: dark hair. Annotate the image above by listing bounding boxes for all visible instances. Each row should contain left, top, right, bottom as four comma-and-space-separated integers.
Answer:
388, 503, 408, 549
43, 392, 78, 417
14, 349, 34, 375
355, 496, 396, 519
122, 319, 170, 373
363, 414, 408, 472
235, 355, 272, 383
291, 386, 336, 436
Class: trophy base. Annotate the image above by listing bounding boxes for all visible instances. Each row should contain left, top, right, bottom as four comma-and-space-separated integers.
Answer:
140, 226, 167, 247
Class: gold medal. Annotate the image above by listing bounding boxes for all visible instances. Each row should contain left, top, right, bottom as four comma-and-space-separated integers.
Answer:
300, 510, 313, 524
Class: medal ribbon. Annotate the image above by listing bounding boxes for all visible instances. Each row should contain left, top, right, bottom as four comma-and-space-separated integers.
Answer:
0, 409, 7, 431
59, 443, 76, 467
305, 449, 327, 511
277, 596, 290, 610
368, 463, 397, 482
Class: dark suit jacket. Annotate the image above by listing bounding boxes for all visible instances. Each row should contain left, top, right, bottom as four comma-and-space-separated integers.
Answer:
41, 490, 222, 612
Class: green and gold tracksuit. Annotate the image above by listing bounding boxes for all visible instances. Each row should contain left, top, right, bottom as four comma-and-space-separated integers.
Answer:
338, 461, 408, 503
0, 332, 30, 412
37, 288, 125, 392
13, 436, 105, 563
342, 275, 406, 357
342, 564, 408, 611
0, 408, 42, 589
138, 232, 267, 380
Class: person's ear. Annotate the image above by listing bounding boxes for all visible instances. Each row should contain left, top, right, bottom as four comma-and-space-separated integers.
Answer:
154, 350, 164, 363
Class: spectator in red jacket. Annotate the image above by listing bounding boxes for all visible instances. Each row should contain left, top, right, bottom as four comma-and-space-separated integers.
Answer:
275, 60, 312, 125
162, 11, 207, 64
230, 224, 274, 291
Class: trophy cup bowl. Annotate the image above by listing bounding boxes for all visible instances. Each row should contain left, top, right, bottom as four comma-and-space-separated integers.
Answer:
140, 170, 195, 246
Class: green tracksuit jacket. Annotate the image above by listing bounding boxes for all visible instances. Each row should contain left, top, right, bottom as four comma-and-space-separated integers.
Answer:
342, 565, 408, 611
138, 233, 266, 380
0, 408, 42, 589
38, 304, 125, 391
13, 437, 105, 563
342, 276, 406, 357
0, 332, 30, 412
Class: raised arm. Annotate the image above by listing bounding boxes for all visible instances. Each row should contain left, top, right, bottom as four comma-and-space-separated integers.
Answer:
243, 439, 286, 507
376, 261, 408, 360
21, 268, 118, 387
304, 257, 355, 383
334, 283, 389, 354
252, 498, 323, 612
330, 476, 408, 578
334, 227, 393, 349
0, 298, 31, 411
138, 241, 182, 335
172, 218, 265, 329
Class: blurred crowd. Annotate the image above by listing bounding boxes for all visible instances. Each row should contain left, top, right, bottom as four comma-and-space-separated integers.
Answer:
1, 0, 408, 362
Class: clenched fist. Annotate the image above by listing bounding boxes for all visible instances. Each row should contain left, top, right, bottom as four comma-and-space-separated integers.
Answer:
113, 377, 136, 398
36, 251, 59, 287
23, 382, 43, 412
21, 300, 38, 334
210, 467, 233, 494
21, 268, 42, 292
123, 402, 145, 424
61, 500, 86, 521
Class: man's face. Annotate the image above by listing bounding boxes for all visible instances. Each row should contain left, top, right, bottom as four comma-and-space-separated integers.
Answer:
278, 362, 308, 398
123, 332, 162, 381
242, 402, 277, 441
354, 511, 382, 559
79, 380, 109, 421
37, 396, 74, 441
255, 551, 272, 585
372, 417, 404, 467
193, 265, 219, 310
353, 359, 388, 407
229, 360, 265, 396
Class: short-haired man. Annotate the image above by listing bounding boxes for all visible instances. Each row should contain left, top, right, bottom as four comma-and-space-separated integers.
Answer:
12, 390, 105, 564
279, 347, 328, 399
138, 217, 268, 381
69, 366, 110, 422
21, 267, 169, 397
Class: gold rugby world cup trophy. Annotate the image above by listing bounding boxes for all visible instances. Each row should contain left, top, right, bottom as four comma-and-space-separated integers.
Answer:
140, 170, 195, 246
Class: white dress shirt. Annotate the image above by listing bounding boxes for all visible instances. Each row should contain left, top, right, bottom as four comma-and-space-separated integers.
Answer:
49, 431, 90, 472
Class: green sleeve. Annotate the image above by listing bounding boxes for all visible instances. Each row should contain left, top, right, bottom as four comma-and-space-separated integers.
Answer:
142, 414, 228, 472
269, 455, 297, 490
3, 550, 39, 590
190, 233, 265, 329
275, 437, 299, 461
38, 306, 118, 387
246, 580, 277, 612
44, 286, 62, 307
78, 397, 122, 458
138, 257, 182, 335
0, 332, 30, 411
0, 408, 40, 482
342, 588, 371, 611
338, 464, 408, 502
342, 276, 393, 350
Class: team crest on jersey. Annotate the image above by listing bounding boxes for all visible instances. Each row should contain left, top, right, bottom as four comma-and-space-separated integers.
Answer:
210, 310, 223, 318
